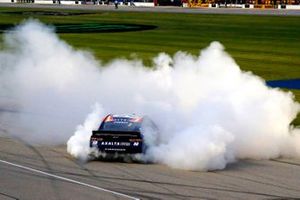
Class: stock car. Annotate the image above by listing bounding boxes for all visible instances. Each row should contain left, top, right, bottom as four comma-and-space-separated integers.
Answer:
90, 114, 157, 155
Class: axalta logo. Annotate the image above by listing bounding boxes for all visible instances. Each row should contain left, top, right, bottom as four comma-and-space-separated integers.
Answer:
101, 141, 130, 146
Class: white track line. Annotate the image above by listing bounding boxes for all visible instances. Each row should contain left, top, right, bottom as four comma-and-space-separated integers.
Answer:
0, 159, 139, 200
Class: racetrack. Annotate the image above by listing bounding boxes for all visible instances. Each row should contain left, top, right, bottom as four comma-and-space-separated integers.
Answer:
1, 132, 300, 200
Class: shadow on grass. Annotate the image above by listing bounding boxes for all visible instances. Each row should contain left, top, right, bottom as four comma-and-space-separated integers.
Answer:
0, 23, 157, 34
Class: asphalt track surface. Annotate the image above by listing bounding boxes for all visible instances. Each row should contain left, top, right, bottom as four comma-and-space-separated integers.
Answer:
0, 3, 300, 16
1, 133, 300, 200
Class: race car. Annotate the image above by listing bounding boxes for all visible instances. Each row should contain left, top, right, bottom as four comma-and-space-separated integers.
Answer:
90, 114, 157, 155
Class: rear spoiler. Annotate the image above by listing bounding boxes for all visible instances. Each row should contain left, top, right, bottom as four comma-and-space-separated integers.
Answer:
92, 130, 141, 137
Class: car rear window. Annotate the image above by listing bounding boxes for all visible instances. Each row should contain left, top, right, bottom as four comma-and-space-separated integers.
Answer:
99, 117, 141, 132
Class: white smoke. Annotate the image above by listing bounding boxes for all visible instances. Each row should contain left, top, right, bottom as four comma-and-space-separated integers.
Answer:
67, 103, 104, 161
0, 20, 299, 171
0, 19, 102, 144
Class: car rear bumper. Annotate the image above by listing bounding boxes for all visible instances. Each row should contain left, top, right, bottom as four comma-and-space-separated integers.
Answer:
90, 139, 144, 154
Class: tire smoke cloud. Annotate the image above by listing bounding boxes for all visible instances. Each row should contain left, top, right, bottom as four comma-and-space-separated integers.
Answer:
1, 20, 300, 171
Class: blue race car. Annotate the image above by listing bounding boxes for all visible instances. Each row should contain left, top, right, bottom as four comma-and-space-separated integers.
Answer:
90, 114, 157, 154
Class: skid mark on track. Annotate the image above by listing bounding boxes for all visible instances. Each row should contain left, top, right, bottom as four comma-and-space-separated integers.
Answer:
211, 172, 300, 198
270, 159, 300, 167
113, 164, 186, 200
50, 149, 136, 188
0, 159, 140, 200
23, 143, 62, 200
51, 149, 174, 199
52, 149, 193, 199
0, 191, 19, 200
218, 172, 300, 192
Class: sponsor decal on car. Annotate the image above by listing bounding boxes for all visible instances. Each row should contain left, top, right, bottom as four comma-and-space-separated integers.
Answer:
104, 148, 126, 151
100, 141, 131, 146
133, 142, 139, 146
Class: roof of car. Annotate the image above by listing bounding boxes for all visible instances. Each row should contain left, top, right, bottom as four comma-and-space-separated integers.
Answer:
110, 114, 142, 119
